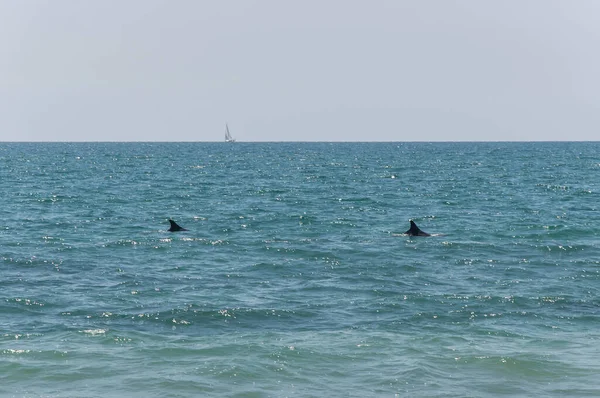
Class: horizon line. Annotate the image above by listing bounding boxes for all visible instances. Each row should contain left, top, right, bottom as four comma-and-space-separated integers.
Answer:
1, 140, 599, 144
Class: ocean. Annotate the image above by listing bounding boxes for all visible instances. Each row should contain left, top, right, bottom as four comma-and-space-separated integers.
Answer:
1, 142, 599, 397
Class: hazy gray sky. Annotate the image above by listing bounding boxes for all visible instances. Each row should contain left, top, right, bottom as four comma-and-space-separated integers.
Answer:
1, 0, 599, 142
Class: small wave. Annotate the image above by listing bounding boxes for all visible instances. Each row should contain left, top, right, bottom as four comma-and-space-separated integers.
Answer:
2, 349, 31, 355
80, 329, 108, 336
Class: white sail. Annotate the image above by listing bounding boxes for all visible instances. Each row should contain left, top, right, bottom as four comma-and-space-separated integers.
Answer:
225, 124, 235, 142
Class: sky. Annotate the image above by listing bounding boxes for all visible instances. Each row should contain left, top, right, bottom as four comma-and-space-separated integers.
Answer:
1, 0, 599, 142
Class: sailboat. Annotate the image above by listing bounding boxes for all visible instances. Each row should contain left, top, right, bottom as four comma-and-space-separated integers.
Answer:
225, 124, 235, 142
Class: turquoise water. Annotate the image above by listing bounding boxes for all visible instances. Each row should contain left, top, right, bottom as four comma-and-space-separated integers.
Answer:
1, 142, 599, 397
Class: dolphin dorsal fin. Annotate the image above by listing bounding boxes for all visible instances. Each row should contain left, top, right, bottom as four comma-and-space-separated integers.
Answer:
168, 219, 187, 232
405, 220, 430, 237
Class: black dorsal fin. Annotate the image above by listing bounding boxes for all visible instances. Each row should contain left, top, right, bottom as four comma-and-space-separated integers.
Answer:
405, 220, 430, 237
168, 219, 187, 232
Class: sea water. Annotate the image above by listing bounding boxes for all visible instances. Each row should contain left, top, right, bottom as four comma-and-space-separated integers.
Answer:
1, 142, 599, 397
